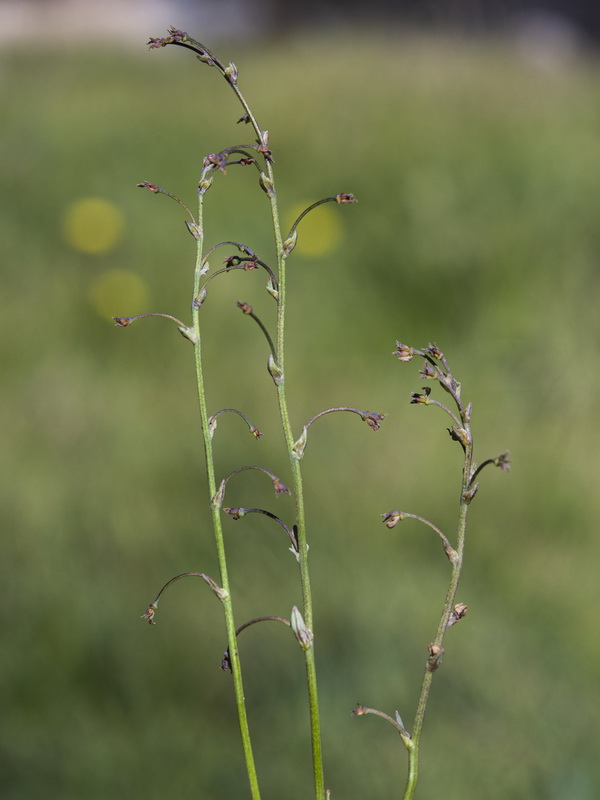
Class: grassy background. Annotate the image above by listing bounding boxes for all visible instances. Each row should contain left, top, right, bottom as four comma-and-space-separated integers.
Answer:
2, 27, 600, 799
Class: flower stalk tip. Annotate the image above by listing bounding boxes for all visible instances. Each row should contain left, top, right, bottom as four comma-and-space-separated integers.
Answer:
335, 192, 357, 204
141, 603, 158, 625
361, 411, 387, 431
393, 342, 414, 362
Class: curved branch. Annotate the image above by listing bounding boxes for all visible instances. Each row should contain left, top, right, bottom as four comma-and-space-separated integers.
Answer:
140, 571, 228, 624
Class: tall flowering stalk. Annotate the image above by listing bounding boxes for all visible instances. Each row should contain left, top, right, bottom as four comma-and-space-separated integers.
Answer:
115, 30, 508, 800
355, 342, 509, 798
118, 28, 382, 800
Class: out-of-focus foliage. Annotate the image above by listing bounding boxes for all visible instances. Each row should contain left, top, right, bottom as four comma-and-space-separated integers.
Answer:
2, 30, 600, 799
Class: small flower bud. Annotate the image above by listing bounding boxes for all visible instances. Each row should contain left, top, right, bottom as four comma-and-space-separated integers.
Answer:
224, 61, 238, 85
223, 507, 246, 520
266, 278, 279, 301
221, 650, 232, 672
463, 482, 479, 504
282, 231, 298, 258
237, 301, 252, 315
426, 343, 443, 360
211, 585, 229, 601
192, 288, 207, 309
419, 362, 437, 380
256, 144, 273, 161
291, 605, 313, 651
137, 181, 160, 193
393, 342, 414, 362
461, 402, 472, 424
196, 51, 215, 66
427, 643, 445, 672
447, 603, 468, 628
208, 414, 218, 438
198, 177, 213, 195
201, 573, 229, 601
448, 426, 470, 449
444, 543, 460, 565
185, 220, 202, 241
250, 426, 263, 439
259, 172, 275, 197
113, 317, 132, 327
292, 426, 308, 460
268, 354, 284, 385
177, 325, 197, 344
211, 479, 226, 510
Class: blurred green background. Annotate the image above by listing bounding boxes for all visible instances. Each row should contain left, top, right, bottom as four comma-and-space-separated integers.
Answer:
2, 22, 600, 800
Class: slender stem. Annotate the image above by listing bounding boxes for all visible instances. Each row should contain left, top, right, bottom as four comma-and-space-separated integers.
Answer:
402, 424, 473, 800
225, 71, 326, 800
270, 176, 326, 800
192, 184, 261, 800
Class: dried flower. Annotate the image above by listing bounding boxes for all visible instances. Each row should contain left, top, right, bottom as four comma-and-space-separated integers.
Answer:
427, 643, 445, 672
137, 181, 160, 193
362, 411, 387, 431
141, 603, 158, 625
272, 478, 291, 496
335, 193, 357, 204
381, 510, 404, 528
204, 152, 227, 173
223, 507, 246, 520
393, 342, 414, 362
419, 361, 437, 380
495, 451, 511, 472
425, 343, 443, 360
221, 650, 232, 672
410, 387, 431, 405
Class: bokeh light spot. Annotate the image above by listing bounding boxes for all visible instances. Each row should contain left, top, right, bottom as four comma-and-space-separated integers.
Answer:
89, 269, 150, 320
286, 202, 343, 258
63, 197, 124, 254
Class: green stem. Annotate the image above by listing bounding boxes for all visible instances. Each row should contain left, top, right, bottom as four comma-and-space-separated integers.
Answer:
228, 74, 325, 800
402, 429, 473, 800
274, 186, 326, 800
192, 187, 261, 800
271, 177, 326, 800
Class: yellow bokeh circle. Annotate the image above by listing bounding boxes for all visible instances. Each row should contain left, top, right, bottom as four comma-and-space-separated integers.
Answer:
89, 269, 150, 321
286, 202, 343, 258
63, 197, 124, 254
